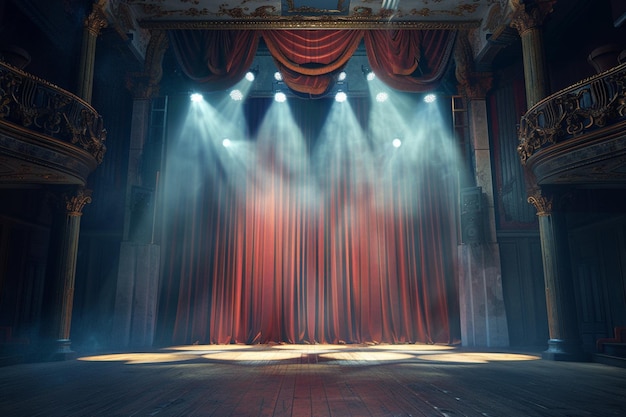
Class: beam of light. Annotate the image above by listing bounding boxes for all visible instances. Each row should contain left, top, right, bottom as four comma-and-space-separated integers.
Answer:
392, 138, 402, 148
222, 138, 232, 147
424, 93, 437, 103
274, 91, 287, 102
245, 71, 255, 82
335, 90, 347, 102
190, 92, 203, 103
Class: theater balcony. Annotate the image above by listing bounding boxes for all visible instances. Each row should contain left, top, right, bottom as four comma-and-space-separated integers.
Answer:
0, 61, 106, 187
518, 61, 626, 188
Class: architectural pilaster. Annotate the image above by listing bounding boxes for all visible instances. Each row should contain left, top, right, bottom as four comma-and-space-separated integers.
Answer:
44, 187, 92, 358
455, 31, 509, 347
528, 188, 587, 361
77, 2, 107, 102
112, 30, 168, 349
510, 0, 556, 108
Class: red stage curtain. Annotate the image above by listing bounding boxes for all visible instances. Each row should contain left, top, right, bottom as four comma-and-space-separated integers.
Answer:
157, 97, 460, 346
168, 30, 259, 90
167, 29, 456, 94
262, 30, 363, 95
364, 30, 456, 91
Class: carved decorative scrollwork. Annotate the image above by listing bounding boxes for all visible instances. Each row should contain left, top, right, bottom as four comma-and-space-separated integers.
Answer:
527, 191, 552, 216
64, 187, 92, 216
518, 63, 626, 165
0, 62, 107, 164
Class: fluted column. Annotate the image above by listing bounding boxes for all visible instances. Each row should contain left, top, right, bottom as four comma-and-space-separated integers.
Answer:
510, 0, 555, 108
45, 187, 92, 357
528, 189, 586, 361
77, 3, 107, 102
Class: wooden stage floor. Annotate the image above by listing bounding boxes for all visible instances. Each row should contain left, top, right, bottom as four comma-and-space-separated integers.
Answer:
0, 343, 624, 416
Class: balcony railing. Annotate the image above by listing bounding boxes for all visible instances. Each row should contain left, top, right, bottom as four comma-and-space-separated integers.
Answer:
0, 61, 106, 164
518, 63, 626, 165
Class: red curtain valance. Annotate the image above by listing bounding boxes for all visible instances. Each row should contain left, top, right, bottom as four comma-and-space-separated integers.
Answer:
169, 29, 259, 91
168, 29, 457, 95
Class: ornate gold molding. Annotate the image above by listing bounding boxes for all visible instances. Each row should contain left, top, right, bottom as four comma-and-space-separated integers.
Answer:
138, 18, 479, 31
517, 63, 626, 165
85, 4, 109, 37
64, 187, 92, 216
509, 0, 556, 35
0, 62, 107, 164
528, 191, 552, 216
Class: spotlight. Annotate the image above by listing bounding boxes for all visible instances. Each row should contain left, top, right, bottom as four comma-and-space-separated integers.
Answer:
230, 89, 243, 101
222, 138, 231, 147
190, 92, 203, 103
392, 138, 402, 148
338, 71, 347, 81
424, 93, 437, 103
274, 71, 283, 81
335, 90, 347, 103
245, 66, 259, 82
375, 92, 388, 102
362, 65, 375, 81
274, 91, 287, 102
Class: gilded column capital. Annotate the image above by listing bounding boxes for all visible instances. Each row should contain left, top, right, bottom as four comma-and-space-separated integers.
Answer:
84, 5, 108, 37
509, 0, 556, 35
528, 190, 553, 216
64, 187, 93, 216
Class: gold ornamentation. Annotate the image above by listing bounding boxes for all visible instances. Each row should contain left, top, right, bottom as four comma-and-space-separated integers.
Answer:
286, 1, 346, 14
0, 62, 107, 164
509, 0, 556, 35
518, 63, 626, 165
64, 187, 92, 216
527, 191, 552, 216
140, 18, 478, 30
84, 5, 108, 36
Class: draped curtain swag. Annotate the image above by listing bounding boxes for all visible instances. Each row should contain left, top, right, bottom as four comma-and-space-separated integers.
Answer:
168, 29, 457, 94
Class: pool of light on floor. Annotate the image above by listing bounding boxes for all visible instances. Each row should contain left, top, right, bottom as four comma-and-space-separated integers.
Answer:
77, 344, 540, 365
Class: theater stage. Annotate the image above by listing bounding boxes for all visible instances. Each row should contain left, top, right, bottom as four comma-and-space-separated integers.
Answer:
0, 344, 624, 416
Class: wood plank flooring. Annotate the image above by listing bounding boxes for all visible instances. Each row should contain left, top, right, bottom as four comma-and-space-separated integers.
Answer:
0, 344, 625, 416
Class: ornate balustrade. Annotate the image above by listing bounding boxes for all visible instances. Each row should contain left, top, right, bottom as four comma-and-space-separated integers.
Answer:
518, 63, 626, 186
0, 61, 106, 185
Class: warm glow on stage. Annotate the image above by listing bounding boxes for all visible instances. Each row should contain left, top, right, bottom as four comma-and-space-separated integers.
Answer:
417, 352, 541, 364
78, 353, 198, 364
78, 345, 540, 366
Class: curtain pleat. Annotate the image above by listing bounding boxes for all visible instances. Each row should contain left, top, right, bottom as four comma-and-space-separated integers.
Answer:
364, 30, 457, 92
168, 29, 455, 94
169, 30, 259, 90
159, 34, 461, 345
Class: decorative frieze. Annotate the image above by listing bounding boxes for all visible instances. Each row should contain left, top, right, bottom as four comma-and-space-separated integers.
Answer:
0, 62, 107, 164
518, 63, 626, 165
